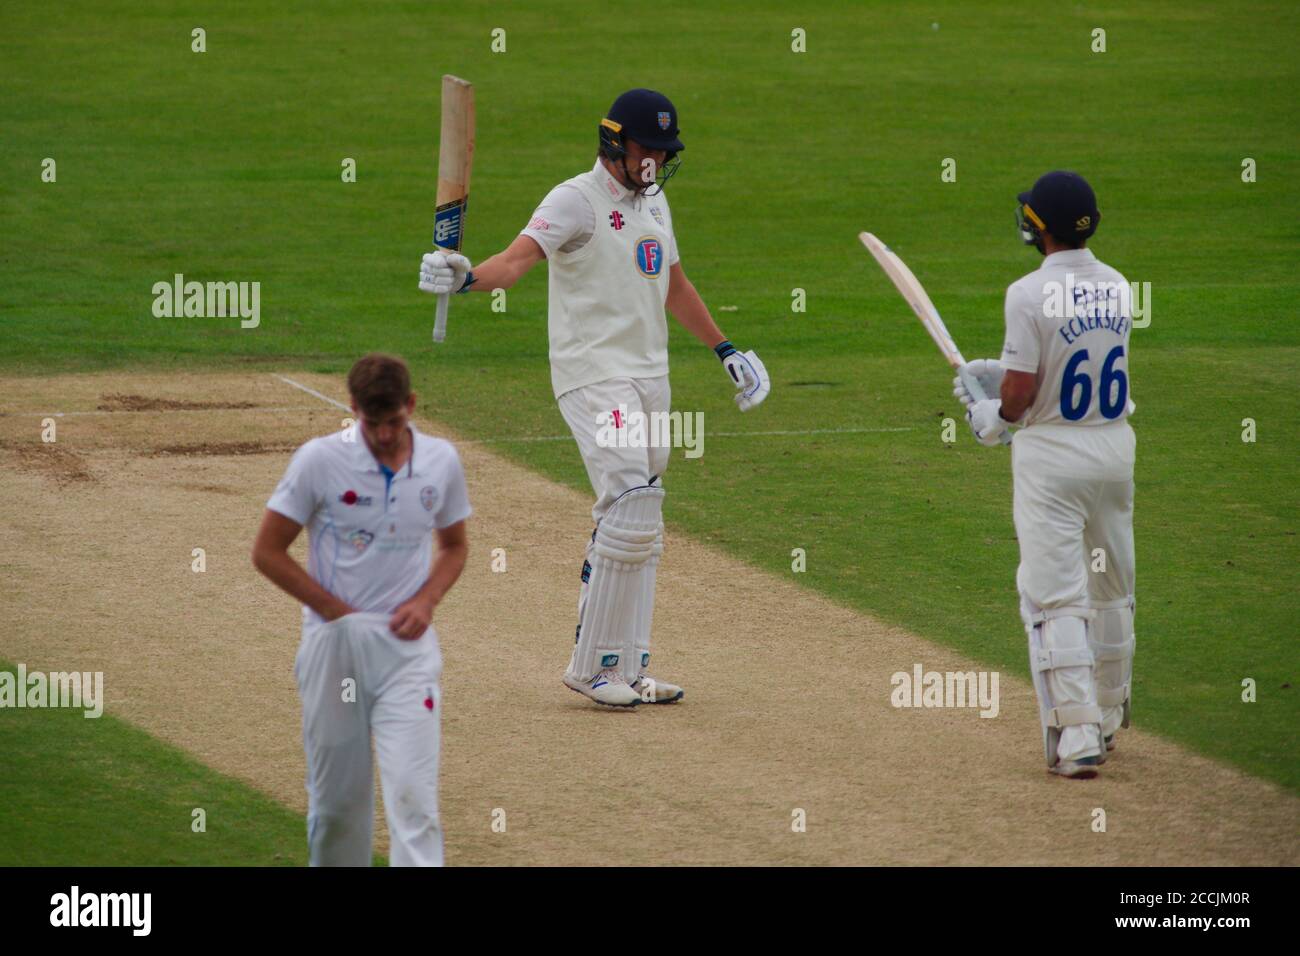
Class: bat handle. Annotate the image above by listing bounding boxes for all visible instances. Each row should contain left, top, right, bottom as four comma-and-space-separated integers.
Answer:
433, 293, 449, 343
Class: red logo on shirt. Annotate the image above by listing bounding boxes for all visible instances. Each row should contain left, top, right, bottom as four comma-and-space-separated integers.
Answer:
608, 211, 624, 231
341, 490, 358, 505
529, 216, 550, 231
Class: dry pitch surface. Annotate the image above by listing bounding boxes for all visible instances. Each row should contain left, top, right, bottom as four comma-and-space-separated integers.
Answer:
1, 371, 1296, 865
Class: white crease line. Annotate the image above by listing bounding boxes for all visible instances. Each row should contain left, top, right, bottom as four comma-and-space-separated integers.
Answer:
458, 426, 914, 445
271, 374, 913, 444
273, 374, 352, 412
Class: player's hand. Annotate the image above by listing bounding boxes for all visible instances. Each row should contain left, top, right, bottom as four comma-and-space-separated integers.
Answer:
389, 596, 435, 640
953, 359, 1004, 409
721, 348, 770, 412
966, 398, 1010, 447
418, 251, 472, 295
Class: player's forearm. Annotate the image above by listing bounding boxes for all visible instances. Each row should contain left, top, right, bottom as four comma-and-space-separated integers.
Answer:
467, 245, 540, 291
667, 276, 727, 348
999, 372, 1038, 422
412, 541, 468, 610
253, 548, 350, 621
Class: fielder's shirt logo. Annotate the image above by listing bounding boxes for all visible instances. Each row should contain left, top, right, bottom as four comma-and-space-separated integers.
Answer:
339, 490, 373, 507
608, 210, 624, 231
420, 485, 438, 512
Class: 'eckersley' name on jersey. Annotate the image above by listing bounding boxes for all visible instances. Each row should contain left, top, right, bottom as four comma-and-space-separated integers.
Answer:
1058, 310, 1130, 346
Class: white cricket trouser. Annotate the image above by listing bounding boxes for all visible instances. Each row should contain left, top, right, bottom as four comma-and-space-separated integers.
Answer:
1012, 421, 1135, 762
557, 375, 671, 670
294, 612, 443, 867
557, 375, 672, 523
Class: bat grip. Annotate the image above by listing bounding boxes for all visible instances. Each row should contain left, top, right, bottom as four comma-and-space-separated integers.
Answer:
433, 293, 449, 343
960, 369, 1014, 446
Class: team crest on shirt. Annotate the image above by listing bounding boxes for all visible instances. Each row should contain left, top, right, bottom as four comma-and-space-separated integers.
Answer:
349, 530, 374, 553
649, 206, 664, 226
420, 485, 438, 512
635, 237, 664, 277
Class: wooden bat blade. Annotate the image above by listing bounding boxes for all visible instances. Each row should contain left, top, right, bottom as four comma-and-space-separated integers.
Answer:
433, 75, 474, 344
859, 231, 966, 368
434, 75, 475, 252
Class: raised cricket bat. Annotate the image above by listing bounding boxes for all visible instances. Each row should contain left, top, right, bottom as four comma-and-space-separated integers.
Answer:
432, 75, 475, 343
859, 231, 1010, 444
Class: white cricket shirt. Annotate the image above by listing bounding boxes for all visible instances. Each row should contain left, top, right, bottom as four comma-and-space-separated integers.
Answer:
267, 424, 472, 630
1001, 248, 1134, 428
521, 159, 680, 398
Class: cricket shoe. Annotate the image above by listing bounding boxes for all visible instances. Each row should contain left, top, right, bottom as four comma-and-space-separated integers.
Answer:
630, 674, 684, 704
1097, 734, 1116, 765
563, 668, 640, 708
1050, 755, 1101, 779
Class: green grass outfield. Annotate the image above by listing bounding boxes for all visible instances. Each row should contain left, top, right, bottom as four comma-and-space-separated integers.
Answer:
2, 0, 1296, 860
0, 664, 352, 865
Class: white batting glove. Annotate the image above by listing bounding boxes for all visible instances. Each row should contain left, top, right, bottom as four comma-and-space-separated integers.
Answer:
966, 398, 1010, 447
953, 358, 1004, 409
418, 250, 473, 295
722, 349, 770, 412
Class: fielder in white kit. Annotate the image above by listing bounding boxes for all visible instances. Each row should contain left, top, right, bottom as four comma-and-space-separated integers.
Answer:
956, 171, 1136, 779
252, 354, 471, 862
419, 88, 770, 708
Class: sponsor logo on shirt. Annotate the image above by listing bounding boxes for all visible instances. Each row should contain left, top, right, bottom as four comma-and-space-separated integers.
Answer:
528, 216, 550, 231
349, 530, 375, 553
339, 490, 373, 507
608, 210, 624, 231
650, 206, 664, 226
635, 237, 664, 277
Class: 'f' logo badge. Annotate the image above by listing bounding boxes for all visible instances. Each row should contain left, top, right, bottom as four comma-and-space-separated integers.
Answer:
635, 237, 663, 277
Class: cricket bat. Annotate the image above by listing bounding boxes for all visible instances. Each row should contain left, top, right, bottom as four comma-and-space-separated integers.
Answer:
859, 231, 1010, 444
432, 75, 475, 343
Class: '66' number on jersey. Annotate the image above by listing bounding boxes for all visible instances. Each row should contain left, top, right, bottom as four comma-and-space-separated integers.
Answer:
1060, 345, 1128, 421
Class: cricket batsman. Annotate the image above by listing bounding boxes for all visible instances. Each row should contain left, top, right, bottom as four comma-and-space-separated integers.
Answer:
418, 88, 770, 708
252, 354, 471, 863
955, 172, 1136, 778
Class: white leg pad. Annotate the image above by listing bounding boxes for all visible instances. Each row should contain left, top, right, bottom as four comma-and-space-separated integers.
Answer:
1090, 595, 1135, 735
621, 526, 663, 684
1026, 606, 1103, 766
567, 485, 664, 682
